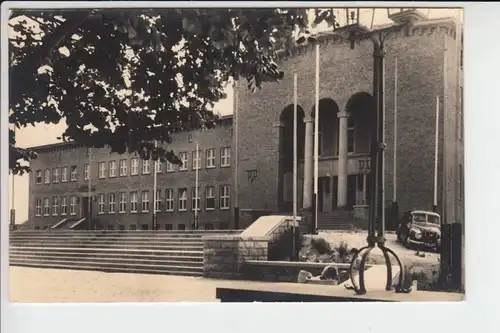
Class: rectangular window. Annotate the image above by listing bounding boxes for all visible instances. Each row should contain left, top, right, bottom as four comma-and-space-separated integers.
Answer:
109, 160, 117, 177
52, 168, 60, 183
98, 194, 105, 214
61, 167, 68, 182
179, 152, 188, 171
35, 170, 42, 184
98, 162, 106, 179
70, 166, 77, 181
142, 160, 151, 174
220, 185, 230, 210
191, 187, 200, 211
119, 159, 128, 176
220, 147, 230, 167
165, 189, 174, 212
178, 224, 186, 231
130, 191, 138, 213
154, 190, 162, 212
206, 149, 216, 168
52, 196, 59, 216
35, 198, 42, 216
166, 161, 175, 172
141, 191, 150, 212
119, 192, 127, 213
43, 198, 50, 216
131, 158, 139, 175
69, 196, 77, 215
178, 188, 187, 211
347, 116, 355, 154
109, 193, 116, 214
165, 224, 173, 230
61, 197, 68, 216
155, 160, 162, 173
205, 186, 215, 211
44, 169, 50, 184
84, 163, 90, 181
192, 150, 201, 170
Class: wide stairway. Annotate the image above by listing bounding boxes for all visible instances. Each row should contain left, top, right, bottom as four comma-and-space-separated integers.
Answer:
317, 211, 367, 230
9, 230, 241, 276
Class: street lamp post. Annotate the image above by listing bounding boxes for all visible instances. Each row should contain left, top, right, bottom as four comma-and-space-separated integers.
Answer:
337, 8, 408, 295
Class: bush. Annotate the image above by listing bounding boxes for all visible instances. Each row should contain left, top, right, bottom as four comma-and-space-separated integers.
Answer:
310, 237, 331, 255
335, 241, 349, 261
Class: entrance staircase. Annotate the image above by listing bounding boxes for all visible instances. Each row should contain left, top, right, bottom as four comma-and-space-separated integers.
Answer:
317, 210, 367, 230
9, 230, 241, 276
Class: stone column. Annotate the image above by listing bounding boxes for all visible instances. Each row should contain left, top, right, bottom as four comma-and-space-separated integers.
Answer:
302, 117, 314, 210
337, 111, 350, 208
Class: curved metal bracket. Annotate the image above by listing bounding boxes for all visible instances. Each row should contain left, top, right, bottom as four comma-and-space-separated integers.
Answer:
346, 241, 411, 295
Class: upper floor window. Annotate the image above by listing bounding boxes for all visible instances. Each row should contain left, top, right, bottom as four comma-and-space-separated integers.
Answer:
178, 188, 187, 211
130, 191, 138, 213
192, 150, 201, 170
35, 170, 42, 184
191, 187, 200, 211
44, 169, 50, 184
142, 160, 151, 174
61, 167, 68, 182
154, 160, 162, 173
35, 198, 42, 216
98, 162, 106, 179
131, 158, 139, 175
119, 159, 128, 176
220, 147, 231, 167
141, 190, 150, 212
205, 186, 215, 211
179, 152, 188, 171
52, 168, 60, 183
70, 166, 77, 181
109, 160, 117, 177
220, 185, 230, 210
206, 149, 216, 168
84, 163, 90, 181
166, 161, 175, 172
165, 189, 174, 212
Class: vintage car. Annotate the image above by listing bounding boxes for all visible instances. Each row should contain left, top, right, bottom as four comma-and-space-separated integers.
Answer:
396, 210, 441, 251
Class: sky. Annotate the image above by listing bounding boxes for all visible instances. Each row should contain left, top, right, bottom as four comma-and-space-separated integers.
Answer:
8, 8, 462, 224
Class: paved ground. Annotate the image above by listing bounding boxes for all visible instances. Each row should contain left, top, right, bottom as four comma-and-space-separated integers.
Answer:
10, 267, 224, 302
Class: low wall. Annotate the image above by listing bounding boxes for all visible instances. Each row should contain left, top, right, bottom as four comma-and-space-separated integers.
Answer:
203, 235, 268, 279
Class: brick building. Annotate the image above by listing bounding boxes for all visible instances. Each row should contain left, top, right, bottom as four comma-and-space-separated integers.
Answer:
27, 13, 464, 231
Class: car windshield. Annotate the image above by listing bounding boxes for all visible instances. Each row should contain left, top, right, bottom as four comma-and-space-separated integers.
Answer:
412, 213, 440, 225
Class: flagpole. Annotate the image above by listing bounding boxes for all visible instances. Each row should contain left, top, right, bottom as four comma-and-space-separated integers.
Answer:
153, 140, 158, 230
433, 96, 439, 212
442, 44, 448, 222
195, 141, 199, 229
292, 73, 298, 259
393, 57, 398, 203
88, 148, 92, 230
313, 44, 320, 234
233, 78, 240, 229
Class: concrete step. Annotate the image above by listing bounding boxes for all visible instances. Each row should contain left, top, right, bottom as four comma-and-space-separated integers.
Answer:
9, 243, 203, 251
9, 249, 202, 261
9, 261, 203, 277
9, 239, 203, 246
11, 230, 242, 237
9, 246, 204, 256
10, 234, 205, 239
9, 235, 205, 241
10, 253, 203, 267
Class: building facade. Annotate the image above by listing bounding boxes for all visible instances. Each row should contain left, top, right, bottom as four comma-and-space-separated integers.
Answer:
27, 14, 464, 231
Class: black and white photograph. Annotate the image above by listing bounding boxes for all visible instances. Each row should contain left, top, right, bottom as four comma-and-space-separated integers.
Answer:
4, 3, 467, 305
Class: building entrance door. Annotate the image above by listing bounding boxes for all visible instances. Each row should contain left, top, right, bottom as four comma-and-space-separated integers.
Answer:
81, 196, 92, 219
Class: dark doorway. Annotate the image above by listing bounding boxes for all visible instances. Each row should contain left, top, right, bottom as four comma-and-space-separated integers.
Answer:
81, 196, 92, 218
347, 175, 357, 208
332, 176, 338, 210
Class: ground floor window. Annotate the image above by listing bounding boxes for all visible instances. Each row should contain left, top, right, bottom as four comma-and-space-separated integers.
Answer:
220, 185, 230, 210
35, 198, 42, 216
130, 192, 138, 213
165, 189, 174, 212
118, 225, 125, 231
178, 224, 186, 230
129, 224, 137, 230
61, 197, 68, 215
98, 194, 105, 214
52, 196, 59, 216
43, 198, 50, 216
107, 225, 115, 230
178, 188, 187, 211
165, 224, 173, 230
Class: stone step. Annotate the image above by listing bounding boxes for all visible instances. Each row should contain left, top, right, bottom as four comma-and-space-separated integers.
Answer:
9, 246, 204, 256
10, 253, 203, 267
9, 239, 203, 246
9, 249, 203, 260
9, 235, 205, 241
10, 243, 203, 251
9, 261, 203, 277
10, 233, 206, 239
